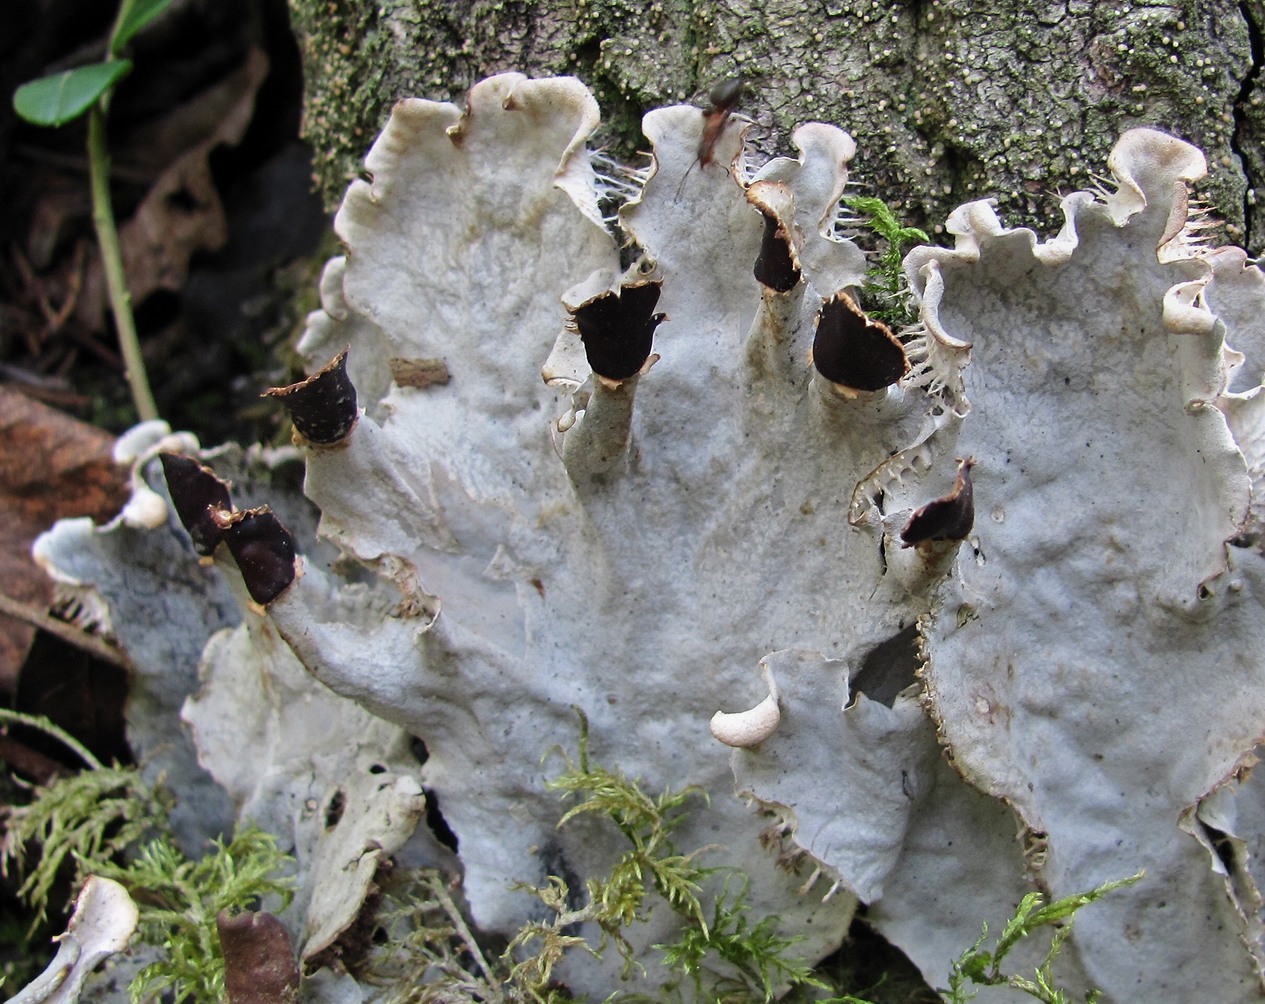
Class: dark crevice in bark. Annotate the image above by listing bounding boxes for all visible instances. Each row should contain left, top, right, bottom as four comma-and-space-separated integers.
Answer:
570, 36, 605, 98
1233, 1, 1264, 249
938, 141, 986, 210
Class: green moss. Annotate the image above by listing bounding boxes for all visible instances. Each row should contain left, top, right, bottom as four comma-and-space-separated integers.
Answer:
2, 750, 292, 1004
363, 711, 836, 1001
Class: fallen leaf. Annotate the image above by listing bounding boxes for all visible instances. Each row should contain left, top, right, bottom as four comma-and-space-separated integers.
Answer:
76, 47, 270, 327
0, 388, 128, 690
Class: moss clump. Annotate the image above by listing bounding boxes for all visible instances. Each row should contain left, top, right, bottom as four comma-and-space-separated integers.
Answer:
3, 756, 293, 1003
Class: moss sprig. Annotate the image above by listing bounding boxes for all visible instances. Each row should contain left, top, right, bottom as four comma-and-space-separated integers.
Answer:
545, 708, 826, 1000
840, 194, 929, 325
547, 710, 710, 942
657, 875, 825, 1001
2, 762, 169, 931
942, 871, 1145, 1004
95, 829, 295, 1003
366, 867, 584, 1003
1, 722, 292, 1003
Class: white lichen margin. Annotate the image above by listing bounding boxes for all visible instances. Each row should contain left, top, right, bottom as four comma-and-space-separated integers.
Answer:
711, 659, 782, 748
10, 878, 138, 1004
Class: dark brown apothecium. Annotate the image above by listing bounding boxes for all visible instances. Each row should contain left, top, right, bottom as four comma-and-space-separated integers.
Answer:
159, 452, 233, 556
218, 910, 300, 1004
210, 505, 297, 604
263, 348, 358, 445
753, 209, 801, 293
812, 291, 909, 391
901, 457, 976, 547
570, 282, 665, 381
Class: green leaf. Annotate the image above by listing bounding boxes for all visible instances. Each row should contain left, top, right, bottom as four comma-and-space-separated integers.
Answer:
111, 0, 177, 54
13, 62, 133, 126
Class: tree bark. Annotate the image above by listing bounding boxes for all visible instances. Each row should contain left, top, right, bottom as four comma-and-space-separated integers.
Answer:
289, 0, 1265, 252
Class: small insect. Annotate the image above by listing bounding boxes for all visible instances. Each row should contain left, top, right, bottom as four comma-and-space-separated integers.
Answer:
698, 77, 744, 166
674, 77, 744, 200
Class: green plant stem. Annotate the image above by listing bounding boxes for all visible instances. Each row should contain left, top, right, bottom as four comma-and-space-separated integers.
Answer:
0, 708, 104, 770
87, 101, 159, 422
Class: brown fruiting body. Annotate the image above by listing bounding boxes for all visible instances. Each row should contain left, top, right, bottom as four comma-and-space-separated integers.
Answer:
264, 348, 358, 445
753, 211, 801, 292
812, 292, 909, 391
159, 453, 233, 556
211, 505, 297, 604
218, 910, 300, 1004
901, 457, 976, 546
570, 282, 665, 381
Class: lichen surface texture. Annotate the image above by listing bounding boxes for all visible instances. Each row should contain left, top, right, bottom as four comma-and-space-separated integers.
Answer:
32, 74, 1265, 1001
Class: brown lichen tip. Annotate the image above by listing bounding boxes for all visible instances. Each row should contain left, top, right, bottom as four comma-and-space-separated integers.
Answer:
218, 910, 300, 1004
570, 281, 665, 381
159, 452, 233, 556
748, 183, 801, 293
263, 348, 357, 445
210, 505, 297, 605
812, 292, 909, 391
754, 209, 801, 293
901, 457, 976, 548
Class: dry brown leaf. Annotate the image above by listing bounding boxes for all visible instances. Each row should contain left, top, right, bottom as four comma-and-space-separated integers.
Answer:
0, 388, 128, 690
76, 47, 271, 327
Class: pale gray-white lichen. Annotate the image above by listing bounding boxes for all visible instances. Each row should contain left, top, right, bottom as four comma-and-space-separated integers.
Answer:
12, 878, 138, 1004
26, 72, 1265, 1003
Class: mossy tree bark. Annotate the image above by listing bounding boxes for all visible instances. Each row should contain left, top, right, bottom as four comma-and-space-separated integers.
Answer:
289, 0, 1265, 251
